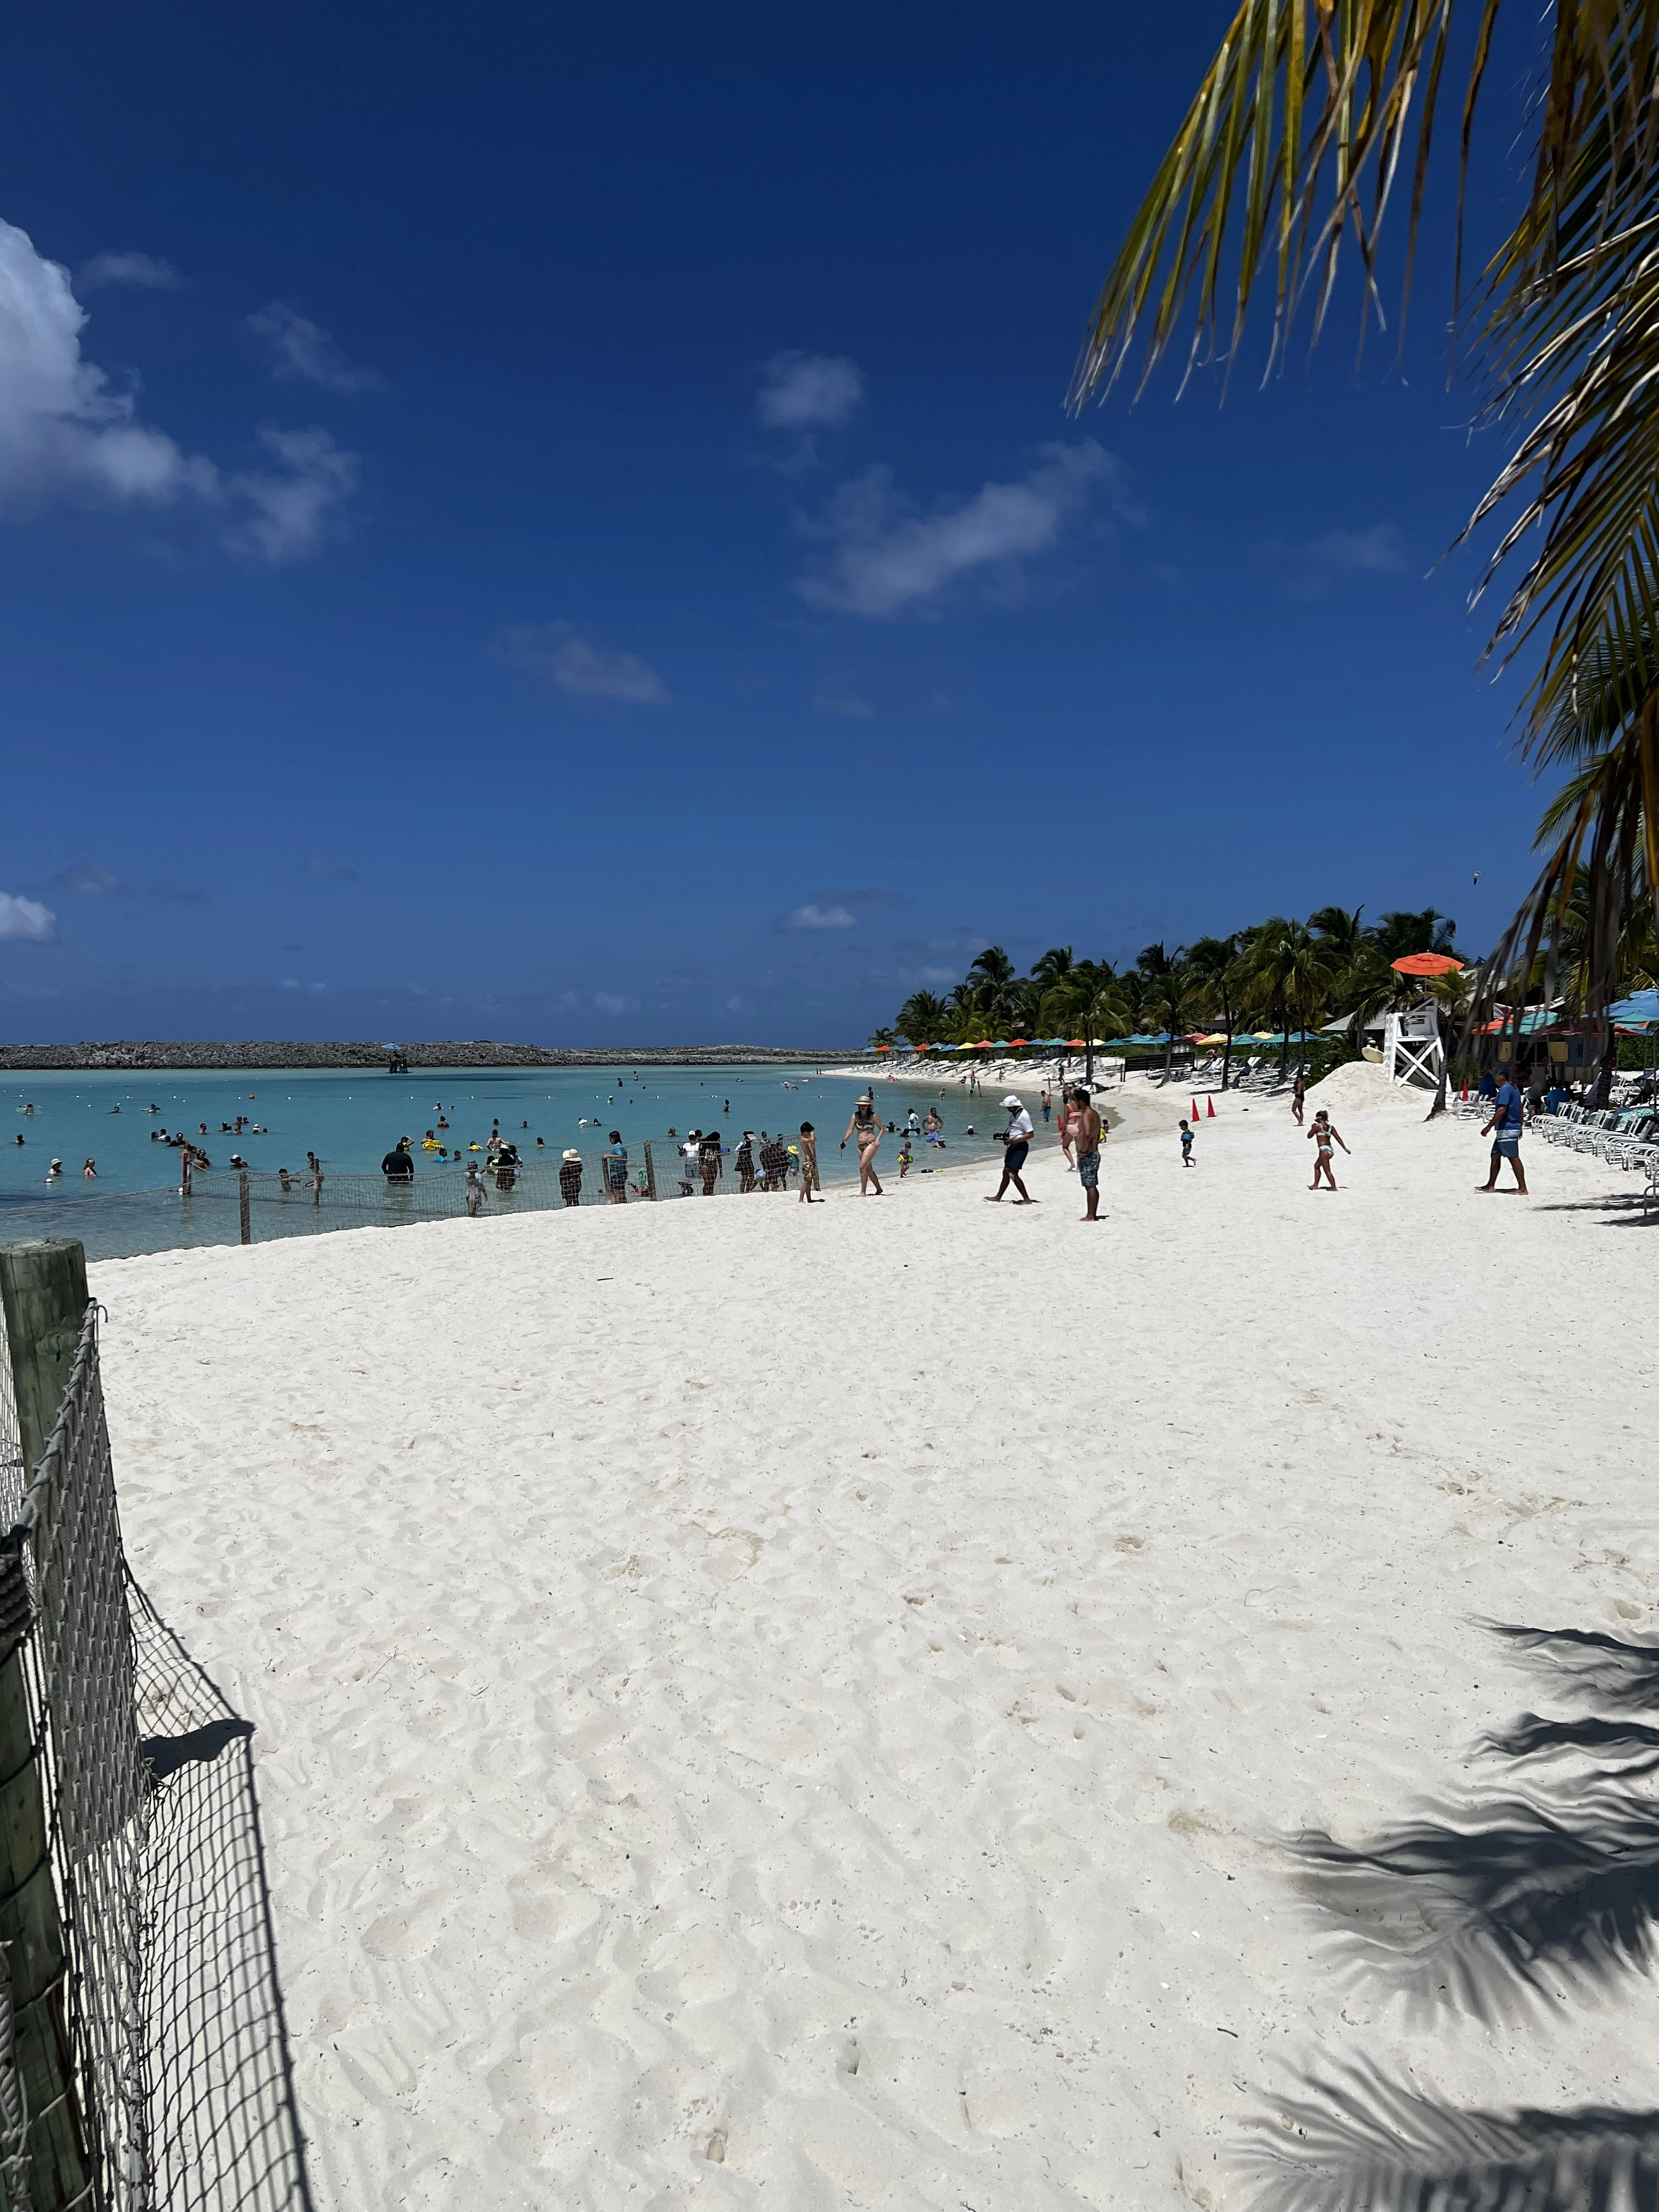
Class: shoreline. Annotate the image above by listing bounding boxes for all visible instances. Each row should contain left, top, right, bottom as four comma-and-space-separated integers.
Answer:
0, 1041, 864, 1074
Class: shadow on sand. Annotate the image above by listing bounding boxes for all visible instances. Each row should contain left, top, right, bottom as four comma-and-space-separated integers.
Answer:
1247, 1623, 1659, 2210
130, 1575, 315, 2211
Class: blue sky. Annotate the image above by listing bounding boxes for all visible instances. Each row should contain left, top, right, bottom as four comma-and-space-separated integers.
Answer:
0, 1, 1554, 1045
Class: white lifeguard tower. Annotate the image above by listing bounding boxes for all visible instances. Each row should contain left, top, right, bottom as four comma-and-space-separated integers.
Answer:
1382, 1002, 1443, 1089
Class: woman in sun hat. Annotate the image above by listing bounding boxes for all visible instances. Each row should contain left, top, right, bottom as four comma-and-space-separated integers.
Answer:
558, 1148, 583, 1206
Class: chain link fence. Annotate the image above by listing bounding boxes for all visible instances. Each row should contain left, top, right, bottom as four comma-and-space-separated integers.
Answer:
0, 1286, 312, 2210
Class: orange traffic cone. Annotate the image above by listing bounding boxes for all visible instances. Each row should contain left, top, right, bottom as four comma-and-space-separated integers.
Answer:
1190, 1098, 1200, 1121
1207, 1096, 1216, 1118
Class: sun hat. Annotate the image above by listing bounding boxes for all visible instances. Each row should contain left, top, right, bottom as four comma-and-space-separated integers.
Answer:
562, 1148, 581, 1160
1002, 1094, 1023, 1108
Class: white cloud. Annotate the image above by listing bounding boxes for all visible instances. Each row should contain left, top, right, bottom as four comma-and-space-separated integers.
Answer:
810, 692, 873, 718
0, 893, 54, 942
758, 352, 864, 432
227, 427, 358, 563
726, 995, 746, 1013
0, 218, 357, 563
594, 991, 637, 1015
1309, 522, 1408, 572
500, 622, 669, 705
247, 303, 385, 394
279, 978, 300, 990
0, 217, 215, 506
76, 251, 184, 294
795, 441, 1121, 618
54, 862, 121, 895
778, 902, 857, 932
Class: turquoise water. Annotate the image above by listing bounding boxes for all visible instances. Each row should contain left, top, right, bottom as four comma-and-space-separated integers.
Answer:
0, 1063, 1012, 1223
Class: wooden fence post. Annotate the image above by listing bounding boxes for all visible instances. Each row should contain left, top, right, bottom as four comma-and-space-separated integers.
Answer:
238, 1174, 251, 1247
0, 1237, 93, 2208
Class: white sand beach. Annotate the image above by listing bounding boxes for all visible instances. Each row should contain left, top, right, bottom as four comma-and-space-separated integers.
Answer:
91, 1065, 1657, 2208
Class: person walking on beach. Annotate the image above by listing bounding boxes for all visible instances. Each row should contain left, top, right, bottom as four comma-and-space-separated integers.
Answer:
736, 1131, 757, 1192
798, 1122, 820, 1202
1307, 1108, 1350, 1190
1291, 1072, 1306, 1125
841, 1094, 885, 1195
1478, 1073, 1528, 1194
1072, 1086, 1103, 1222
1041, 1086, 1052, 1124
986, 1095, 1035, 1204
603, 1131, 630, 1203
1179, 1119, 1195, 1167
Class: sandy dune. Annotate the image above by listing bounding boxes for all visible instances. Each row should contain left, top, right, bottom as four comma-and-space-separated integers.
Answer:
91, 1065, 1657, 2207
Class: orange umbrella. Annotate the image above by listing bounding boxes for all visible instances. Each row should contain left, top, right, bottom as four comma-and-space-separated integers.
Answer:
1390, 952, 1464, 976
1008, 1036, 1030, 1047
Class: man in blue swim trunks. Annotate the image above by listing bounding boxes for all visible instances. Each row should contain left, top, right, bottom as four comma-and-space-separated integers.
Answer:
1478, 1070, 1528, 1194
1070, 1084, 1104, 1222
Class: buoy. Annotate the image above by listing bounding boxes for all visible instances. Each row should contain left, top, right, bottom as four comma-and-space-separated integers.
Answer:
1207, 1096, 1216, 1118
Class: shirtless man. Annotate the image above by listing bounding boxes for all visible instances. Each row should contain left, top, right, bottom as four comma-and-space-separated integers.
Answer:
1070, 1085, 1104, 1221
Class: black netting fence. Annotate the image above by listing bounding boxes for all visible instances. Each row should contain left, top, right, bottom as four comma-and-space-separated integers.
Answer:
0, 1293, 311, 2210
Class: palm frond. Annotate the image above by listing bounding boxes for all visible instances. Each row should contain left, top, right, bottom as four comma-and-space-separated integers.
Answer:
1240, 2060, 1659, 2211
1070, 0, 1659, 407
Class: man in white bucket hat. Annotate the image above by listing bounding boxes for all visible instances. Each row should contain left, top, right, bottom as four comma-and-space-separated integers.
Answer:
985, 1095, 1036, 1205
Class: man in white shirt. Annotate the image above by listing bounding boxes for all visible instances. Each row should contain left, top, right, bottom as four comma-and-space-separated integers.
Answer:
986, 1094, 1037, 1204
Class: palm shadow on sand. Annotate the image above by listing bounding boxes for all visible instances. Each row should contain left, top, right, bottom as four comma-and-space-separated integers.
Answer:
1246, 1624, 1659, 2210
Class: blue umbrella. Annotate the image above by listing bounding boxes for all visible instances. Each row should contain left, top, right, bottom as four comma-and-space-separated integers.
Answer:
1610, 988, 1659, 1023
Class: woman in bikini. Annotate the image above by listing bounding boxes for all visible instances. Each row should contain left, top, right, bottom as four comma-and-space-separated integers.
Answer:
1306, 1108, 1350, 1190
840, 1094, 885, 1194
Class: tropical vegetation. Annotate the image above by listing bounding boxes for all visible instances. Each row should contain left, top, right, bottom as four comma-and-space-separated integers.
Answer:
878, 904, 1469, 1077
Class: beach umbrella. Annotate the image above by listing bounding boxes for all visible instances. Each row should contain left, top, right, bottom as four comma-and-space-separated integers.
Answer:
1390, 952, 1464, 977
1067, 1038, 1088, 1048
1611, 988, 1659, 1023
1007, 1037, 1030, 1048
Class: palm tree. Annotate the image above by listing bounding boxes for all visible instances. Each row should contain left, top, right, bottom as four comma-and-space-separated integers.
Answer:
1135, 941, 1193, 1083
1069, 1, 1659, 1025
964, 946, 1023, 1032
1187, 933, 1242, 1087
1081, 981, 1134, 1086
1245, 918, 1337, 1076
896, 990, 950, 1047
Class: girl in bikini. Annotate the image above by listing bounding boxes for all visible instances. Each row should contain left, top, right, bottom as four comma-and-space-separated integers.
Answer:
1307, 1109, 1350, 1190
840, 1095, 885, 1195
